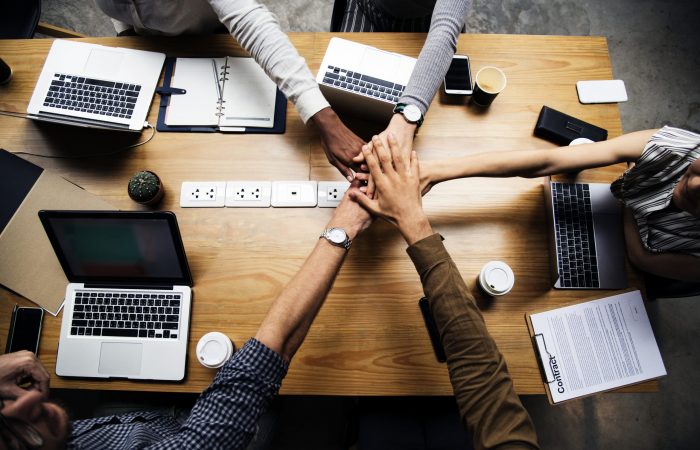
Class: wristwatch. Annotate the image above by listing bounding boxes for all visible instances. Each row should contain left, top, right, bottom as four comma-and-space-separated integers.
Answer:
393, 103, 424, 128
320, 227, 352, 250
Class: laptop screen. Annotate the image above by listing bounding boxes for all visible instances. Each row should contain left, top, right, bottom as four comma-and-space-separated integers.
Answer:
39, 211, 192, 286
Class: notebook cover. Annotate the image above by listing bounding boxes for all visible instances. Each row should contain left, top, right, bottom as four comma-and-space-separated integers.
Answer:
156, 57, 287, 134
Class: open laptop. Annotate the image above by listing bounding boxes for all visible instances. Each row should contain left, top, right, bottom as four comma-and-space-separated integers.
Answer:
316, 37, 416, 121
27, 40, 165, 132
39, 210, 193, 381
544, 178, 627, 289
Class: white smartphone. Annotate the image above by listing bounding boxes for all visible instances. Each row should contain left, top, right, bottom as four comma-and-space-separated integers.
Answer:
444, 55, 473, 95
576, 80, 628, 104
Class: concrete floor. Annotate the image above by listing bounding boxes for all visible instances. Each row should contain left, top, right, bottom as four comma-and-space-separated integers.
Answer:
38, 0, 700, 449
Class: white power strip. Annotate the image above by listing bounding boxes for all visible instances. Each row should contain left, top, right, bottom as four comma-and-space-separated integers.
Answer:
181, 180, 347, 208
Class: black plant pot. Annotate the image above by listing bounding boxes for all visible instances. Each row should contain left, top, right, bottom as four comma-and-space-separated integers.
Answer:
128, 170, 164, 206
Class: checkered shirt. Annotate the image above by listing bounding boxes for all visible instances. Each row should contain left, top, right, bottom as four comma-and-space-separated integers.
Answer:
67, 338, 288, 449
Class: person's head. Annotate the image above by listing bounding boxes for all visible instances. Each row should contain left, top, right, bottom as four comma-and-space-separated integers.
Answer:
0, 391, 69, 450
672, 158, 700, 217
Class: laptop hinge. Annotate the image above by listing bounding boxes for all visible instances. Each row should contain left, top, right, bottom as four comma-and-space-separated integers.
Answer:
83, 283, 174, 290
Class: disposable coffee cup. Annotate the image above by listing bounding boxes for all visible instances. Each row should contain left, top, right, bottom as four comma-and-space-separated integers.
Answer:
471, 66, 507, 107
478, 261, 515, 296
569, 137, 594, 146
196, 332, 234, 369
0, 58, 12, 85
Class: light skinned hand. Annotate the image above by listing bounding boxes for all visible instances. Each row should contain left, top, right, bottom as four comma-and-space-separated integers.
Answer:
354, 159, 436, 196
311, 107, 365, 181
0, 351, 50, 400
352, 113, 418, 198
326, 179, 373, 240
349, 133, 433, 245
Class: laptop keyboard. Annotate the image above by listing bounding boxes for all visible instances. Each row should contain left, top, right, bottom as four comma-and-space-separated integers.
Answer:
43, 73, 140, 119
551, 182, 600, 288
322, 66, 404, 103
70, 290, 182, 339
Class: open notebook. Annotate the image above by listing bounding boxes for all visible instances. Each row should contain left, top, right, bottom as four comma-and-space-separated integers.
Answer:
157, 57, 286, 133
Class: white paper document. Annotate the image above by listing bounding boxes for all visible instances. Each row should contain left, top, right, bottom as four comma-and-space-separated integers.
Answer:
165, 57, 276, 129
529, 290, 666, 403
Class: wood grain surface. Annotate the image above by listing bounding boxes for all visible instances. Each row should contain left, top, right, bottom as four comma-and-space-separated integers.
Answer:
0, 34, 655, 395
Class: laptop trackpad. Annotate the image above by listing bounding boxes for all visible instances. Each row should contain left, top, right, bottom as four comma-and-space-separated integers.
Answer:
84, 49, 124, 79
98, 342, 143, 376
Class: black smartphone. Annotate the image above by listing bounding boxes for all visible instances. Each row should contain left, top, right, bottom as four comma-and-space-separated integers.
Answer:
418, 297, 446, 363
443, 54, 473, 95
6, 306, 44, 355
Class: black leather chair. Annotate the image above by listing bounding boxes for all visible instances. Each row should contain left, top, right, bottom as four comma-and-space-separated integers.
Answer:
330, 0, 348, 32
644, 272, 700, 300
1, 0, 41, 39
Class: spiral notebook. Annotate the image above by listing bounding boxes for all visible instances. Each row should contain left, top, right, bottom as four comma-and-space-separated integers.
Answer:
156, 57, 286, 133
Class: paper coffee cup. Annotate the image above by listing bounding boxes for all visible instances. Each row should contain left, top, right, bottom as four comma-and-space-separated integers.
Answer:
569, 137, 594, 146
478, 261, 515, 296
196, 332, 234, 369
471, 66, 507, 107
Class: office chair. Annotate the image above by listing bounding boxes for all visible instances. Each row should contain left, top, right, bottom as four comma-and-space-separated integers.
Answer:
330, 0, 348, 32
1, 0, 84, 39
644, 273, 700, 301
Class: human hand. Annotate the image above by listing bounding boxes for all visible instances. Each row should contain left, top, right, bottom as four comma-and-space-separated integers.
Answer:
355, 159, 436, 196
349, 133, 433, 245
326, 180, 373, 241
352, 113, 417, 197
0, 351, 50, 399
311, 107, 365, 181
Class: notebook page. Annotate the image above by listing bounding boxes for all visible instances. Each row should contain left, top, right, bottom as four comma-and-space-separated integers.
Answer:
530, 290, 666, 403
218, 57, 276, 128
165, 58, 224, 126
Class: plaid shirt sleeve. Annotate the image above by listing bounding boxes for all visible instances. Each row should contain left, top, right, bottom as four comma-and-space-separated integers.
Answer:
148, 338, 288, 450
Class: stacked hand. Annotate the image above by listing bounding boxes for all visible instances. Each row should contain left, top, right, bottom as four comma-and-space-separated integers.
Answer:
0, 351, 50, 400
312, 107, 366, 181
349, 133, 433, 245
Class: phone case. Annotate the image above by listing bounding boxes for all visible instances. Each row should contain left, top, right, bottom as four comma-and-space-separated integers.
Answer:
534, 106, 608, 146
418, 297, 446, 363
576, 80, 628, 104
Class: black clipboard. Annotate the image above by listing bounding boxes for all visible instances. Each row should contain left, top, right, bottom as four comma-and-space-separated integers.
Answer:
155, 57, 287, 134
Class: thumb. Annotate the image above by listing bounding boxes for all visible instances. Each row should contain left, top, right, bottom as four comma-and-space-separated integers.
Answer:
349, 190, 381, 216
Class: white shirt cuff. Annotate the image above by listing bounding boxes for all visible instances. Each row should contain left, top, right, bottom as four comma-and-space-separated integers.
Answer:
295, 87, 330, 124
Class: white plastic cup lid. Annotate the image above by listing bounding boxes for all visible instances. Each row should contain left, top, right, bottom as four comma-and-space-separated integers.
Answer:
479, 261, 515, 296
196, 332, 234, 369
569, 137, 594, 146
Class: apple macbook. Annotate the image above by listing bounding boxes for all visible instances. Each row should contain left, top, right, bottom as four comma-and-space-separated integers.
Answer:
316, 37, 416, 121
544, 178, 627, 289
27, 40, 165, 132
39, 210, 193, 380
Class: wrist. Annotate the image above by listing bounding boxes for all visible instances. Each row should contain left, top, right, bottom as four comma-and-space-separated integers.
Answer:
397, 213, 433, 246
390, 112, 418, 135
310, 107, 337, 131
325, 221, 362, 241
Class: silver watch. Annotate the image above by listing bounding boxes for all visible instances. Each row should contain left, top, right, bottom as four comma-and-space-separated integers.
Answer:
320, 227, 352, 250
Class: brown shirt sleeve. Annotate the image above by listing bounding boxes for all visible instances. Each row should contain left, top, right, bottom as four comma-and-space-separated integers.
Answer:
406, 233, 539, 450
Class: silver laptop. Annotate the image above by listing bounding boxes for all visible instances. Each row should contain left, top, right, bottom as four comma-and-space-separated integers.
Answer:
27, 40, 165, 132
39, 211, 193, 381
544, 178, 627, 289
316, 37, 416, 121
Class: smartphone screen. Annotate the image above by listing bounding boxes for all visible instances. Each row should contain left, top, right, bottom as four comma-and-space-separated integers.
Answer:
444, 56, 472, 94
7, 307, 44, 354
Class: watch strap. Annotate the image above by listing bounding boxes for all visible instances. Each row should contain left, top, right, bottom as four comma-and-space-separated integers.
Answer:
320, 228, 352, 250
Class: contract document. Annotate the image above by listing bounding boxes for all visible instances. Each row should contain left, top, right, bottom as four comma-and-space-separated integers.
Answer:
527, 290, 666, 403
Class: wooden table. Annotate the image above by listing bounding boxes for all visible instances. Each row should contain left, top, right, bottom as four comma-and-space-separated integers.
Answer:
0, 33, 653, 395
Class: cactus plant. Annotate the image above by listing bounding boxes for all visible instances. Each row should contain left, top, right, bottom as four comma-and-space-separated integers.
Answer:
128, 170, 164, 205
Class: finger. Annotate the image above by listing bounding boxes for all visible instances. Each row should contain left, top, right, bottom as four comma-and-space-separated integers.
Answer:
387, 132, 407, 173
362, 144, 384, 181
360, 163, 369, 172
410, 150, 419, 177
366, 172, 376, 199
349, 190, 381, 216
372, 135, 394, 174
331, 157, 355, 182
352, 151, 366, 163
353, 172, 370, 183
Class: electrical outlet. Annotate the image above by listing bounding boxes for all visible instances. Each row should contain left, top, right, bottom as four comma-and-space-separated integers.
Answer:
317, 181, 350, 208
271, 181, 317, 207
180, 181, 226, 207
225, 181, 272, 207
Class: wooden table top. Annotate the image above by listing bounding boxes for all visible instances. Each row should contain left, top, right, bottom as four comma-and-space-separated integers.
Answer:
0, 33, 654, 395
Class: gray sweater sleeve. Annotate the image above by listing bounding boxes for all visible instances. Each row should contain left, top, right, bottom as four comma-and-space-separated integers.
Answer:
399, 0, 472, 116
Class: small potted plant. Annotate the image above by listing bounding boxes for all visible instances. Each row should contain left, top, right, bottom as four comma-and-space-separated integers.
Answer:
128, 170, 164, 206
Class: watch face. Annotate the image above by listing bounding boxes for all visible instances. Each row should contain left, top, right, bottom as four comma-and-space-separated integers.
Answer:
328, 228, 347, 244
404, 104, 421, 122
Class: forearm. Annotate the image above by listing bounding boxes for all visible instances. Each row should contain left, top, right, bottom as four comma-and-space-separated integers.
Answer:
209, 0, 328, 122
407, 234, 539, 450
399, 0, 471, 114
